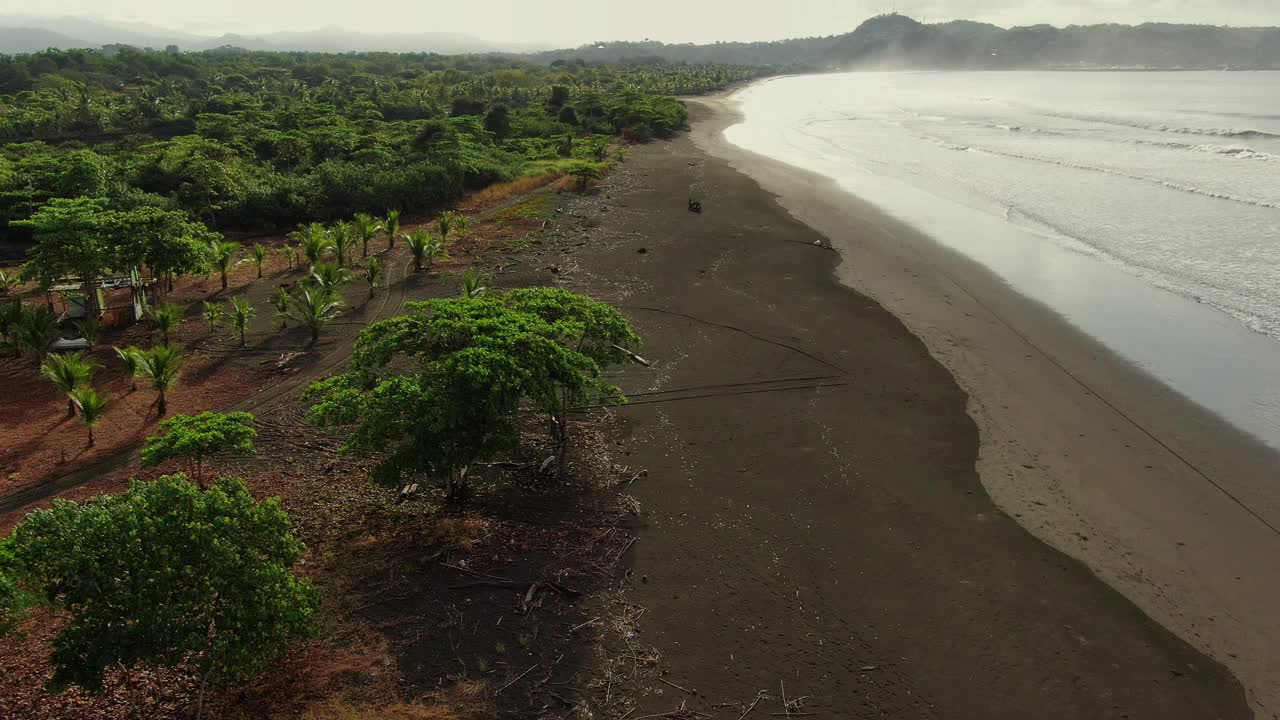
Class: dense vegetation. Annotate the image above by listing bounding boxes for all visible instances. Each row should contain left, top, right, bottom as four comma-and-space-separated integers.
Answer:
0, 48, 763, 259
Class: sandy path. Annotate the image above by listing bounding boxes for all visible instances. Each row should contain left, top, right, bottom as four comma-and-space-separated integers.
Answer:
687, 95, 1280, 718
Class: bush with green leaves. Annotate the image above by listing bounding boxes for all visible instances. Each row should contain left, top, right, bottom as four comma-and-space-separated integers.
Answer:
141, 411, 256, 487
2, 474, 318, 714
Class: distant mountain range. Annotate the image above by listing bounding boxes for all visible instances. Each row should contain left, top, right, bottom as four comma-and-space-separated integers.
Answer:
0, 15, 552, 54
542, 15, 1280, 70
2, 13, 1279, 70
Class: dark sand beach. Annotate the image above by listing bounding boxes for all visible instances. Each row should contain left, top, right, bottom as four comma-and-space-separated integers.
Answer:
550, 99, 1266, 718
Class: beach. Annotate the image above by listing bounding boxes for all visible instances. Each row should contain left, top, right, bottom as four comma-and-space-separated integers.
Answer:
551, 96, 1276, 717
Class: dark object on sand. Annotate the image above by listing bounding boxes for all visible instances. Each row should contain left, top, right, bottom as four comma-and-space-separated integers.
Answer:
688, 198, 702, 213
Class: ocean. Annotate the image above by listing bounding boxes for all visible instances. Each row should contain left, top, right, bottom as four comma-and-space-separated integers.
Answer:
724, 71, 1280, 449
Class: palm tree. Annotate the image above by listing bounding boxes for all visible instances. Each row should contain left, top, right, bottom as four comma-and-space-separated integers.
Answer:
437, 210, 469, 241
286, 288, 343, 345
202, 301, 224, 331
12, 304, 61, 364
135, 345, 184, 416
228, 296, 254, 347
405, 230, 445, 273
384, 209, 401, 249
307, 262, 352, 295
278, 243, 299, 269
251, 243, 268, 279
41, 352, 97, 417
114, 345, 143, 391
210, 240, 242, 290
291, 223, 332, 269
458, 269, 490, 299
69, 386, 108, 447
364, 256, 381, 298
353, 213, 383, 258
329, 221, 355, 267
75, 316, 100, 348
146, 302, 183, 344
270, 288, 290, 329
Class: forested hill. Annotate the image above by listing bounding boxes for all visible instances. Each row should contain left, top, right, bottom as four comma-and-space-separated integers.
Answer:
538, 14, 1280, 70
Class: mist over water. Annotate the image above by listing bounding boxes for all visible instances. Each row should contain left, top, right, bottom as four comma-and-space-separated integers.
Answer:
725, 71, 1280, 448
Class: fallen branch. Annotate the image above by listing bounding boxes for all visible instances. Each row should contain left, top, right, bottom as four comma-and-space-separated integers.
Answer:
738, 692, 768, 720
497, 664, 538, 694
614, 344, 652, 367
660, 677, 694, 695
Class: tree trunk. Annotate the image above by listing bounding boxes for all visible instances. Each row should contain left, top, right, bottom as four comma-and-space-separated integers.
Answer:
87, 426, 94, 447
196, 457, 204, 489
239, 328, 245, 347
157, 391, 167, 416
220, 271, 228, 290
67, 397, 77, 418
310, 325, 319, 344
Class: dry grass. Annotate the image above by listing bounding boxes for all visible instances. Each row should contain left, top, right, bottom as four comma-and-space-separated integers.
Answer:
297, 681, 495, 720
459, 172, 564, 213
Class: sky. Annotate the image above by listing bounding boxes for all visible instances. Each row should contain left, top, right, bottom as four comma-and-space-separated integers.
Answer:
2, 0, 1279, 45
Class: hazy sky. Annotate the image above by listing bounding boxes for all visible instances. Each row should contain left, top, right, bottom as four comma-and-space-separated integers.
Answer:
5, 0, 1280, 45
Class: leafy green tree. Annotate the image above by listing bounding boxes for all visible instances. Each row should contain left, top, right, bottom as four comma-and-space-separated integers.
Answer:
251, 243, 268, 279
114, 345, 143, 391
210, 239, 241, 290
134, 344, 183, 416
364, 256, 381, 298
329, 221, 355, 267
141, 411, 256, 487
383, 209, 401, 249
405, 229, 444, 272
68, 387, 108, 447
201, 300, 224, 331
229, 296, 254, 347
146, 302, 183, 344
41, 351, 97, 417
17, 198, 213, 314
505, 287, 640, 476
353, 213, 383, 258
305, 295, 631, 499
270, 287, 290, 329
286, 288, 343, 344
4, 474, 318, 716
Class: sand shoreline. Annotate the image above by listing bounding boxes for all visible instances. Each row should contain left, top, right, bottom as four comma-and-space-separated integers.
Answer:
689, 90, 1280, 717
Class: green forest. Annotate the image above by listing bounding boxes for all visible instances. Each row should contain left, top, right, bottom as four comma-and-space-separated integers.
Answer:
0, 48, 768, 258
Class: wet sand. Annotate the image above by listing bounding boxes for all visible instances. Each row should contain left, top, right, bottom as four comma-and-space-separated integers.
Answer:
554, 100, 1262, 718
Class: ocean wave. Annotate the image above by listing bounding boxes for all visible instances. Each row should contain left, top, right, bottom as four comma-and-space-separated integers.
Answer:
1026, 107, 1280, 141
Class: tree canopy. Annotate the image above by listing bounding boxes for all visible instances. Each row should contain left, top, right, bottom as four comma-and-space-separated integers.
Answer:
141, 411, 256, 486
1, 474, 318, 694
305, 291, 637, 494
